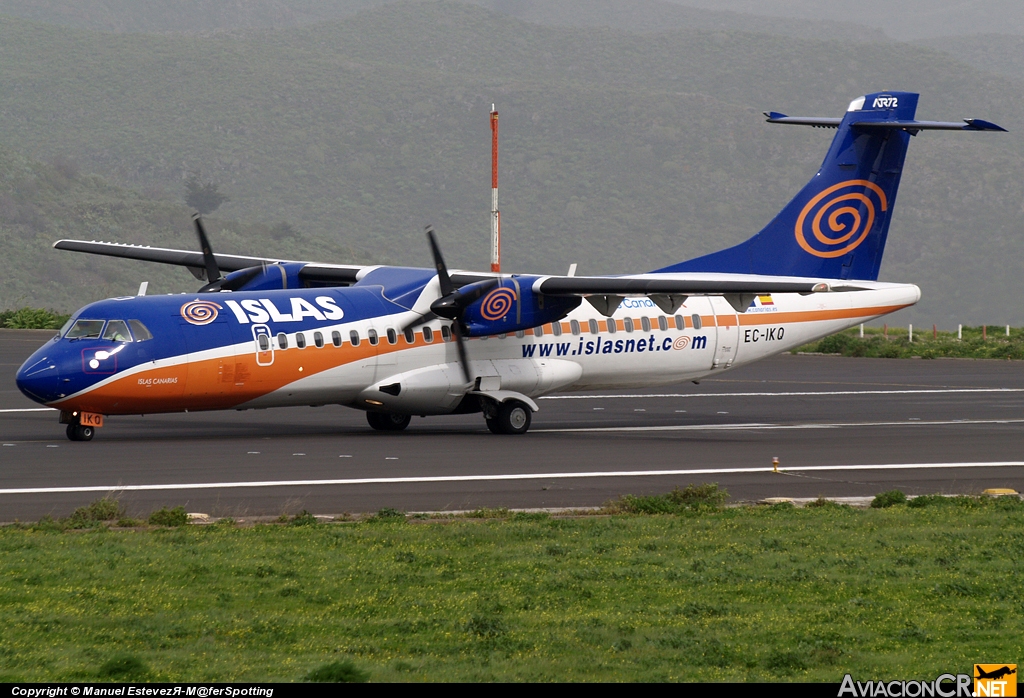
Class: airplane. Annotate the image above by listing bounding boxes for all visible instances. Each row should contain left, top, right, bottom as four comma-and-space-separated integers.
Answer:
15, 91, 1005, 441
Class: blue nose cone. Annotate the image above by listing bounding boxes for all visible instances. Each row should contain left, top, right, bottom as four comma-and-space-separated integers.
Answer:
16, 352, 62, 405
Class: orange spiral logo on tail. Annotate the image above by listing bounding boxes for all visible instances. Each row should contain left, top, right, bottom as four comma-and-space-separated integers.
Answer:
480, 288, 516, 321
180, 300, 222, 325
795, 180, 887, 259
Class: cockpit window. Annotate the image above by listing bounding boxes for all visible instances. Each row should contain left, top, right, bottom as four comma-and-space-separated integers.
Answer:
58, 317, 75, 338
65, 320, 105, 339
128, 320, 153, 342
102, 320, 133, 342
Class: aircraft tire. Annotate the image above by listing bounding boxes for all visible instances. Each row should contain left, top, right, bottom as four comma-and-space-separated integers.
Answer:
66, 424, 94, 442
485, 417, 503, 435
494, 400, 532, 435
366, 412, 411, 432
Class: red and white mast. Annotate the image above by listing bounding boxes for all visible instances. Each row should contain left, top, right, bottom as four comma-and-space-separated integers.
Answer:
490, 104, 500, 273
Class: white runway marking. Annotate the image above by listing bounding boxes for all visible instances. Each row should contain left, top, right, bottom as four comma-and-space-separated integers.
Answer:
0, 408, 56, 413
539, 418, 1024, 433
0, 462, 1021, 495
540, 388, 1024, 399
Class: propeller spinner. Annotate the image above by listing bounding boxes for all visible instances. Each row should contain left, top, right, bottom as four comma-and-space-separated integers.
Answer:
404, 227, 499, 384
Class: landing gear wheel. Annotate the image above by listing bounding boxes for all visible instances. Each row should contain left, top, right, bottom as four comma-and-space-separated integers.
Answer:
366, 412, 411, 432
66, 424, 94, 442
493, 400, 532, 435
485, 417, 503, 435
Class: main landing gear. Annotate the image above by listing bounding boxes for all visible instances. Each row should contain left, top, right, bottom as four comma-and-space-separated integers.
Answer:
366, 411, 412, 432
485, 400, 532, 435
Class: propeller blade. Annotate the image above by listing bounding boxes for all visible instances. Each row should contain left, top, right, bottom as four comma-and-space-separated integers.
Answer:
192, 213, 222, 285
426, 226, 455, 298
451, 323, 472, 384
400, 312, 439, 335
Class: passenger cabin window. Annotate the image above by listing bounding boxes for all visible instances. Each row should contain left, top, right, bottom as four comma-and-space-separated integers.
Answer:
534, 325, 544, 337
570, 320, 580, 336
278, 333, 288, 349
296, 332, 306, 349
658, 316, 668, 332
386, 328, 397, 345
313, 331, 324, 348
368, 329, 379, 346
552, 322, 563, 337
128, 319, 153, 341
606, 318, 616, 334
423, 327, 434, 343
624, 317, 634, 333
674, 314, 685, 330
589, 319, 599, 335
404, 328, 414, 344
641, 317, 652, 332
331, 331, 342, 347
350, 330, 360, 347
441, 326, 451, 342
102, 320, 132, 342
66, 319, 105, 340
692, 314, 702, 330
257, 335, 270, 351
515, 330, 524, 339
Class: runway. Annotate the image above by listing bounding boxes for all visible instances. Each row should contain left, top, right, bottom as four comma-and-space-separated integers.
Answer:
2, 329, 1022, 520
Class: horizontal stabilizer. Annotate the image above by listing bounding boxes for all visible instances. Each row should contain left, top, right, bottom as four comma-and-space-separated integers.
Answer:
851, 118, 1007, 133
764, 113, 842, 128
766, 112, 1006, 133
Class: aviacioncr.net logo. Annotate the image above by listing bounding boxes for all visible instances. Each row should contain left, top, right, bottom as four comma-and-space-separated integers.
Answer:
795, 179, 888, 259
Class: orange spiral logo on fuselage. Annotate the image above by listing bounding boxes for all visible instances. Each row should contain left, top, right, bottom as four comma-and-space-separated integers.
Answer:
795, 180, 887, 259
180, 300, 222, 325
673, 336, 691, 350
480, 288, 517, 321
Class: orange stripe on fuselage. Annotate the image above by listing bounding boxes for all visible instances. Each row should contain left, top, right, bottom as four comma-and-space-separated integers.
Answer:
53, 302, 908, 415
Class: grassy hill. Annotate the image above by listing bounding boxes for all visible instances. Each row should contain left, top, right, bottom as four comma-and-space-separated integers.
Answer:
0, 2, 1022, 326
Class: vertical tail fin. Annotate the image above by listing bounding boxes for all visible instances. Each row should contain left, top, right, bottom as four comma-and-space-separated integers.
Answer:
658, 92, 1004, 280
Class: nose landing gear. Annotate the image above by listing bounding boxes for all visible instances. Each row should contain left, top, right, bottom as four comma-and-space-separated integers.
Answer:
66, 423, 95, 441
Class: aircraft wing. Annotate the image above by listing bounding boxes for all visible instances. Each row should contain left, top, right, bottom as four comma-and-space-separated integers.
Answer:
531, 272, 858, 295
53, 239, 366, 284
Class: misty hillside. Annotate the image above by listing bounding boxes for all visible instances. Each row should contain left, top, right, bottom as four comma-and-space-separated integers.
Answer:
917, 34, 1024, 86
663, 0, 1024, 40
0, 2, 1022, 327
0, 146, 366, 310
0, 0, 885, 40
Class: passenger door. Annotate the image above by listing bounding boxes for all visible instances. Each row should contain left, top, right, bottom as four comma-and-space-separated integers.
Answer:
708, 296, 740, 369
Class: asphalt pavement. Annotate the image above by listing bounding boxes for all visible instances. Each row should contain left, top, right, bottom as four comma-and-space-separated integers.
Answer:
1, 328, 1022, 520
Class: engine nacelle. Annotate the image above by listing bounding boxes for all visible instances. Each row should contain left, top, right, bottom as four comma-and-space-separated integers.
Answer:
226, 262, 307, 292
462, 277, 579, 336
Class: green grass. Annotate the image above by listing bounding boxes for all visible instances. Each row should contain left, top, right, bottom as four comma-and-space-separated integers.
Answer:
0, 494, 1021, 682
796, 325, 1024, 360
